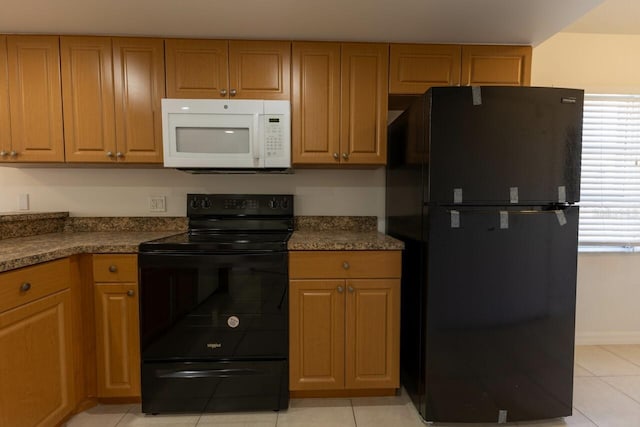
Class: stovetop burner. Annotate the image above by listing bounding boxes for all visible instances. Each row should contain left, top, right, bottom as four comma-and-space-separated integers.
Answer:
139, 194, 294, 253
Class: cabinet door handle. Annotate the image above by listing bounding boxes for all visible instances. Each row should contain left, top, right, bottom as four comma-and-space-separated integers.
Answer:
108, 265, 118, 273
348, 286, 354, 293
343, 261, 350, 270
127, 290, 135, 297
220, 89, 227, 97
342, 153, 349, 160
0, 150, 7, 157
337, 286, 344, 293
9, 151, 17, 157
106, 151, 114, 158
116, 152, 124, 159
333, 152, 339, 160
20, 282, 31, 292
230, 89, 237, 97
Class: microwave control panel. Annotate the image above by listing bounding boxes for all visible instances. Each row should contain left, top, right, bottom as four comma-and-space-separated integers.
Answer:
264, 115, 286, 158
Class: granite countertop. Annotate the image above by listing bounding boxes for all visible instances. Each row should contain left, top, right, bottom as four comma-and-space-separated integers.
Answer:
0, 231, 180, 272
288, 231, 404, 251
0, 213, 403, 272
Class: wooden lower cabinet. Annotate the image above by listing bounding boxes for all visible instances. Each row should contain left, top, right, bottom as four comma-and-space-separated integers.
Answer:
0, 260, 73, 427
93, 255, 141, 398
289, 251, 401, 395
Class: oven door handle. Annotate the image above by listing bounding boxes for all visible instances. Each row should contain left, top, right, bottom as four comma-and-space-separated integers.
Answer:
156, 368, 261, 379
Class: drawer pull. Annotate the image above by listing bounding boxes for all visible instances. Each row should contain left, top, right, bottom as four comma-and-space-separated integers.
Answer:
108, 265, 118, 273
127, 290, 135, 297
342, 261, 350, 270
337, 286, 344, 293
20, 282, 31, 292
348, 286, 354, 293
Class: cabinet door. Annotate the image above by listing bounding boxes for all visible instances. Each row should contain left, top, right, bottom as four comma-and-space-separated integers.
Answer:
290, 279, 345, 391
345, 279, 400, 389
0, 290, 73, 427
113, 37, 164, 163
165, 39, 229, 99
292, 42, 341, 165
7, 35, 64, 162
340, 43, 388, 165
389, 44, 461, 94
461, 45, 532, 86
95, 283, 141, 398
0, 36, 10, 159
228, 40, 290, 100
61, 36, 117, 163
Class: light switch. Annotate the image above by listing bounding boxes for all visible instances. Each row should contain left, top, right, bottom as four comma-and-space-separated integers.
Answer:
18, 193, 29, 210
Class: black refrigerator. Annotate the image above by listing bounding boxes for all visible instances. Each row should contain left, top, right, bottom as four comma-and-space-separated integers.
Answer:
386, 86, 583, 423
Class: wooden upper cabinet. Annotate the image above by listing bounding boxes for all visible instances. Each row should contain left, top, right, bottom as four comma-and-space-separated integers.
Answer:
5, 35, 64, 162
0, 36, 10, 159
165, 39, 290, 100
113, 37, 165, 163
165, 39, 229, 99
461, 45, 532, 86
341, 43, 388, 165
229, 40, 290, 100
61, 36, 117, 163
389, 44, 461, 94
292, 42, 341, 165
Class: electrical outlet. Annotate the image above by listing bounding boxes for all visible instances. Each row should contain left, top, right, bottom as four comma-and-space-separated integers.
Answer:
18, 193, 29, 210
149, 196, 166, 212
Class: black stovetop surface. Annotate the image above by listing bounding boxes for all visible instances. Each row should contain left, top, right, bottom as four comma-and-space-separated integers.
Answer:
139, 231, 292, 253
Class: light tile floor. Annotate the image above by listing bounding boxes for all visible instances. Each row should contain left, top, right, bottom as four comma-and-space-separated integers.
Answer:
65, 345, 640, 427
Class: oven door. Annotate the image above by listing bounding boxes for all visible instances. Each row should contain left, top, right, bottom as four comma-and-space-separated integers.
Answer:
138, 251, 288, 361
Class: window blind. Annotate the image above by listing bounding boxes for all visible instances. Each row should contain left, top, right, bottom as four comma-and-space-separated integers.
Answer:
580, 93, 640, 248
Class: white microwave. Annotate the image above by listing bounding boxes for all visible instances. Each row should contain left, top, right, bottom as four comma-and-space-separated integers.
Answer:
162, 99, 291, 170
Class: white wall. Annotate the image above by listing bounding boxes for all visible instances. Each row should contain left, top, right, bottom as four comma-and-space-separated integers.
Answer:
0, 166, 387, 229
533, 32, 640, 344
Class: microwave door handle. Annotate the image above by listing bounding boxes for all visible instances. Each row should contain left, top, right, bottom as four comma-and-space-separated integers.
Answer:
253, 114, 262, 166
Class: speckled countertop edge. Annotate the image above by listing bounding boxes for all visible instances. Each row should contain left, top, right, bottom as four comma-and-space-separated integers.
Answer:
288, 231, 404, 251
0, 211, 69, 222
0, 231, 181, 272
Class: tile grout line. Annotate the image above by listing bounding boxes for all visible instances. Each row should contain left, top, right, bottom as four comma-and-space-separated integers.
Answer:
573, 406, 601, 427
575, 360, 597, 376
598, 375, 640, 405
598, 345, 640, 369
350, 398, 358, 427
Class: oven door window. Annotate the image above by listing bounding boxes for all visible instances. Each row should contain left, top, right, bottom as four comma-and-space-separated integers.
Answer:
139, 252, 287, 360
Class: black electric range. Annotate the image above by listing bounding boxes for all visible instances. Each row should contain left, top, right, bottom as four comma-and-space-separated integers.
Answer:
138, 194, 293, 414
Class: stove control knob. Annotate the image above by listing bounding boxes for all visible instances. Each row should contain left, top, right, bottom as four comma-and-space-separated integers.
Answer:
189, 198, 199, 209
269, 199, 279, 209
280, 198, 289, 209
201, 198, 211, 209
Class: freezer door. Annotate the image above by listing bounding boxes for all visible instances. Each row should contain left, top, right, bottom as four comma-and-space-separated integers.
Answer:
423, 206, 578, 423
427, 87, 583, 204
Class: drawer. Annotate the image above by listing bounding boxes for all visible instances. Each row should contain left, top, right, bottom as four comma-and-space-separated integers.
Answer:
93, 254, 137, 282
0, 258, 70, 313
289, 251, 401, 279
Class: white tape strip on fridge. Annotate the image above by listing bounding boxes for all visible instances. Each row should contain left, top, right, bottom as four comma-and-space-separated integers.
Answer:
472, 86, 482, 106
453, 188, 463, 204
558, 186, 566, 203
510, 187, 519, 204
500, 211, 509, 229
450, 210, 460, 228
556, 210, 567, 226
